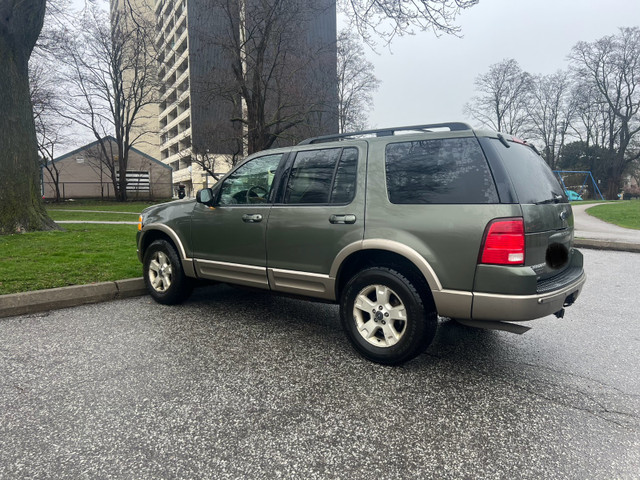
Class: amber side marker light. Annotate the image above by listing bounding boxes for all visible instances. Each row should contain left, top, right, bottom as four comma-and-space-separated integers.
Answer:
138, 216, 142, 231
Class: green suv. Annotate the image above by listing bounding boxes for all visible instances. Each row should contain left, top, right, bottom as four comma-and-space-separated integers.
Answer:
137, 123, 586, 365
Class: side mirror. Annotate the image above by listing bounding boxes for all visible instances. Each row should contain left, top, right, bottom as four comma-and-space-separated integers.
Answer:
196, 188, 214, 205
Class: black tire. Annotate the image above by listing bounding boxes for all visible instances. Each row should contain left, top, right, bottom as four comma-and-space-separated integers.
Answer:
340, 267, 437, 365
142, 239, 193, 305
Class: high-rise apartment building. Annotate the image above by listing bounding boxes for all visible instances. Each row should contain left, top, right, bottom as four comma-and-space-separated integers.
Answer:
118, 0, 338, 195
154, 0, 195, 188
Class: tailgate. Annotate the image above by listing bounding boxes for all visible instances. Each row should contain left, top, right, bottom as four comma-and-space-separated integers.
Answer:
522, 203, 576, 282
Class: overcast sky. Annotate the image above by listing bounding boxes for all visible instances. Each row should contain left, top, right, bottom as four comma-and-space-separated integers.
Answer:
353, 0, 640, 129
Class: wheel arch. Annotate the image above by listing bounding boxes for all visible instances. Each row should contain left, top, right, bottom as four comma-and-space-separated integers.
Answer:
139, 224, 196, 278
332, 240, 442, 304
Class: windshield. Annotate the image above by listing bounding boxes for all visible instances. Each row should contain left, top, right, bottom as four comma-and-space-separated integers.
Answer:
492, 140, 568, 205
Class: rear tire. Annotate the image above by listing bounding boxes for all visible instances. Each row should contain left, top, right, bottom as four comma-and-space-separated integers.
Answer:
340, 267, 437, 365
143, 239, 193, 305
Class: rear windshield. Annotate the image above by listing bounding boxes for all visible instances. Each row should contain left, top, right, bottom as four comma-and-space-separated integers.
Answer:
491, 140, 567, 204
385, 137, 499, 204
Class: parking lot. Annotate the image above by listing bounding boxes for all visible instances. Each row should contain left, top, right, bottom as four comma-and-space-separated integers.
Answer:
1, 248, 639, 479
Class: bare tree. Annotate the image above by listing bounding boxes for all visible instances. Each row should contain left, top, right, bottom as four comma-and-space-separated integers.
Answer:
184, 0, 480, 185
30, 60, 73, 201
30, 0, 80, 203
58, 1, 159, 201
191, 0, 337, 161
526, 71, 576, 169
464, 59, 532, 136
341, 0, 479, 46
184, 147, 239, 185
1, 0, 482, 231
337, 29, 381, 132
570, 80, 616, 150
569, 27, 640, 198
0, 0, 58, 234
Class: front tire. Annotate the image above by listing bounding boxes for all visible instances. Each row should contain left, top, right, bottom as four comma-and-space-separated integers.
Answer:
143, 239, 193, 305
340, 267, 437, 365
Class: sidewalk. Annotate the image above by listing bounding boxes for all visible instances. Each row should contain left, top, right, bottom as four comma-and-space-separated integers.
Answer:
1, 204, 639, 318
572, 202, 640, 253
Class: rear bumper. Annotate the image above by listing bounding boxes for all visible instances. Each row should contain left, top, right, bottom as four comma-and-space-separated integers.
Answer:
471, 271, 586, 321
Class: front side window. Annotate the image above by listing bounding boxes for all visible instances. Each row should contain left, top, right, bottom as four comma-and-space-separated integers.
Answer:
284, 148, 358, 204
219, 154, 282, 205
385, 137, 499, 204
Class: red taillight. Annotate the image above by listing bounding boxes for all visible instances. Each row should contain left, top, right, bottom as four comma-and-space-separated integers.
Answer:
480, 218, 525, 265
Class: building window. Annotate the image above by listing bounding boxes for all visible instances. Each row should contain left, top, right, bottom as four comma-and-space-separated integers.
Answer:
117, 171, 150, 191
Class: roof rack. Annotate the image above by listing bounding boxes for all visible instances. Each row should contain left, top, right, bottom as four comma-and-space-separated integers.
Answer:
297, 122, 473, 145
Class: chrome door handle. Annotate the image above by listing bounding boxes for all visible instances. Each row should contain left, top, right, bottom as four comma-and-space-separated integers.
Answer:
242, 213, 263, 223
329, 214, 356, 224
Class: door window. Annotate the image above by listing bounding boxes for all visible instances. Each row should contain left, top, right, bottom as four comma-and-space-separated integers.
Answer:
330, 148, 358, 204
284, 148, 358, 204
219, 154, 282, 205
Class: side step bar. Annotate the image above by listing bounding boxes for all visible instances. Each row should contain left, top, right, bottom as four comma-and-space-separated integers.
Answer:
454, 318, 531, 335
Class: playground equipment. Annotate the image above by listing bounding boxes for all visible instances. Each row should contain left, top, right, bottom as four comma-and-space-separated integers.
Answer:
553, 170, 605, 201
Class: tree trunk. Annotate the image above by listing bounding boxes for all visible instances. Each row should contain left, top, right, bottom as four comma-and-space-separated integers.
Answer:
606, 178, 621, 200
117, 145, 128, 202
606, 153, 626, 199
0, 0, 58, 234
43, 163, 62, 202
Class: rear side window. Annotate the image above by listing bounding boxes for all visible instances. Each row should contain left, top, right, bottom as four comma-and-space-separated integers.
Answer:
284, 148, 358, 204
385, 137, 499, 204
491, 140, 567, 204
330, 148, 358, 204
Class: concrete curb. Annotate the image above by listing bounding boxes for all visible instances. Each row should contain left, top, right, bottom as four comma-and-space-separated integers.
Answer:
574, 238, 640, 253
0, 278, 146, 319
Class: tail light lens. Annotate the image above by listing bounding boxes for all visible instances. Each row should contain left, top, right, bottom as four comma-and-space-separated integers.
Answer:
479, 218, 525, 265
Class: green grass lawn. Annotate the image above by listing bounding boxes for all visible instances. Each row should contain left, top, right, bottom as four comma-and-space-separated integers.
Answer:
585, 200, 640, 230
47, 210, 141, 222
46, 199, 168, 222
570, 200, 611, 206
46, 199, 169, 213
0, 200, 173, 295
0, 224, 142, 295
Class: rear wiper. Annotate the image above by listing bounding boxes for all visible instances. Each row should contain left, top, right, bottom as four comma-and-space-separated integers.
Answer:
535, 194, 563, 205
497, 133, 510, 148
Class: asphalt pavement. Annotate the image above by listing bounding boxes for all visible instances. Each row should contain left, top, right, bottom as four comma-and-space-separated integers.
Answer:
1, 248, 638, 479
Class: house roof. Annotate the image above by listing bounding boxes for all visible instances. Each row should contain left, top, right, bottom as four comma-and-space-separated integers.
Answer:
52, 136, 171, 170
